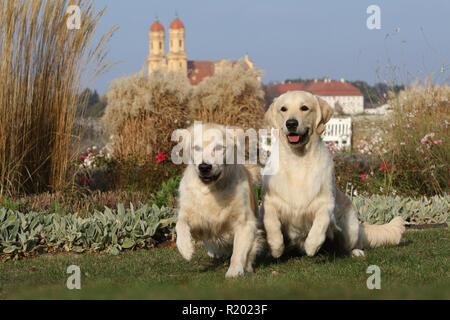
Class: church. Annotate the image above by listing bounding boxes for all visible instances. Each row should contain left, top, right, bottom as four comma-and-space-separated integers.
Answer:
147, 15, 257, 85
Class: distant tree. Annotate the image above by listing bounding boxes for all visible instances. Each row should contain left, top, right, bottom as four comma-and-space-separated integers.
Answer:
284, 77, 326, 83
88, 90, 100, 106
77, 88, 106, 118
349, 81, 381, 107
86, 95, 107, 117
262, 82, 281, 110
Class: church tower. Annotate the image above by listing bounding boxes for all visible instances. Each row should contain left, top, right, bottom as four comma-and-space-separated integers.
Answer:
167, 13, 187, 76
148, 16, 166, 75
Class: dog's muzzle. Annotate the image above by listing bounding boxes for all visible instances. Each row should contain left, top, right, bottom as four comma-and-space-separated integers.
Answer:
285, 119, 309, 145
198, 163, 221, 184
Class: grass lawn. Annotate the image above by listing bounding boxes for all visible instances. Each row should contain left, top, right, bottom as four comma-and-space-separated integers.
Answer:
0, 229, 448, 300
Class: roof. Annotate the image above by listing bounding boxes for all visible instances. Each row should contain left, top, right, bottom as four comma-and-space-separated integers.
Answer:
187, 61, 215, 85
150, 21, 164, 32
170, 19, 184, 29
273, 82, 307, 93
187, 59, 252, 85
273, 81, 363, 96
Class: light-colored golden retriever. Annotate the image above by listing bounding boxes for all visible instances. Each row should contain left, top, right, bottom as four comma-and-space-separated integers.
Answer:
263, 91, 405, 258
175, 123, 261, 278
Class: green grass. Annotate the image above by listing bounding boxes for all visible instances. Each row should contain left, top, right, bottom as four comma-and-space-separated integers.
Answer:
0, 229, 448, 299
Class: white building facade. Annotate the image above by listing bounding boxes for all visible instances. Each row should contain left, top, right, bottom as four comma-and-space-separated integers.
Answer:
318, 94, 364, 115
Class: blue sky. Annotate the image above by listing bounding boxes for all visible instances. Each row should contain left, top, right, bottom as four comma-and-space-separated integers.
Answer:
89, 0, 449, 94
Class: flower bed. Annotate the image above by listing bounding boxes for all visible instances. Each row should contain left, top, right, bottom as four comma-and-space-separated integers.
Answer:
1, 193, 447, 261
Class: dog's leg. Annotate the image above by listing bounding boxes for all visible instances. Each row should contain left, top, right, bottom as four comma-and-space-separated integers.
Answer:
245, 230, 262, 272
304, 205, 333, 257
263, 203, 284, 258
226, 222, 256, 278
204, 241, 225, 259
175, 218, 195, 261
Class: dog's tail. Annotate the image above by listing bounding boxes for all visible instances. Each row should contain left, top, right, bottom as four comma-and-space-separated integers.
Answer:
357, 216, 405, 249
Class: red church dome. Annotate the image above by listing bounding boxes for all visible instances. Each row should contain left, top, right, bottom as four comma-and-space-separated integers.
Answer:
150, 21, 164, 32
170, 19, 184, 29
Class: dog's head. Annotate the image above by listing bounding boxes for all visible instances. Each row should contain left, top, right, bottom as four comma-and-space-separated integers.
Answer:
183, 123, 239, 185
265, 91, 333, 149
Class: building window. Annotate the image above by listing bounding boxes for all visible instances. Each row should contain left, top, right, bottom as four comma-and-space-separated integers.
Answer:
159, 42, 162, 49
179, 40, 182, 47
179, 62, 182, 68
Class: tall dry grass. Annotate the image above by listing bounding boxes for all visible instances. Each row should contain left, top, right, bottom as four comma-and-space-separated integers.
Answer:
192, 60, 265, 129
387, 77, 449, 196
0, 0, 116, 197
102, 62, 266, 192
102, 69, 192, 163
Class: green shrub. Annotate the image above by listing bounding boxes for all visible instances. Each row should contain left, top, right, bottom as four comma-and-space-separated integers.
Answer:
0, 203, 177, 260
352, 193, 449, 225
107, 155, 182, 194
150, 176, 181, 208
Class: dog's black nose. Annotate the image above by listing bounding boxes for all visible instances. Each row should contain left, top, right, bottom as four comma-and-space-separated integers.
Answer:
286, 119, 298, 131
198, 163, 212, 173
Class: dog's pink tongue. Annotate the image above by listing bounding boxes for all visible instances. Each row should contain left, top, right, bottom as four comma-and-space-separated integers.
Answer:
288, 135, 300, 143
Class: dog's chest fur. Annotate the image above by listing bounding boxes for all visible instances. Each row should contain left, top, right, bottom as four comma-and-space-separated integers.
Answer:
179, 166, 251, 242
267, 149, 326, 209
264, 142, 334, 232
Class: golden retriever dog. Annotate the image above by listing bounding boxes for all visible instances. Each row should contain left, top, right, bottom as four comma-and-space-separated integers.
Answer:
175, 123, 261, 278
262, 91, 405, 258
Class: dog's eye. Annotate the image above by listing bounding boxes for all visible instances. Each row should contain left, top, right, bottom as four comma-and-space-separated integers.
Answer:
214, 144, 223, 151
194, 145, 202, 152
300, 105, 309, 111
280, 106, 287, 112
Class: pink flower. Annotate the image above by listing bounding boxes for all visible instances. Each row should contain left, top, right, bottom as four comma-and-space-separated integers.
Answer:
78, 154, 88, 162
433, 140, 442, 145
360, 174, 368, 182
156, 151, 167, 163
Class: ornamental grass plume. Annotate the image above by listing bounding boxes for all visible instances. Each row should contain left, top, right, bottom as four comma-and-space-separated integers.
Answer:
102, 69, 192, 164
0, 0, 116, 197
191, 60, 266, 130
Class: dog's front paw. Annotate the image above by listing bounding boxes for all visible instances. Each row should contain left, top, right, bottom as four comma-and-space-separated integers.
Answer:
270, 243, 285, 259
176, 239, 194, 261
304, 236, 323, 257
351, 249, 365, 257
225, 265, 245, 278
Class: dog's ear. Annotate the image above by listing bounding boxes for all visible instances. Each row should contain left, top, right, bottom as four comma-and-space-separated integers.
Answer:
264, 97, 279, 129
315, 97, 334, 135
